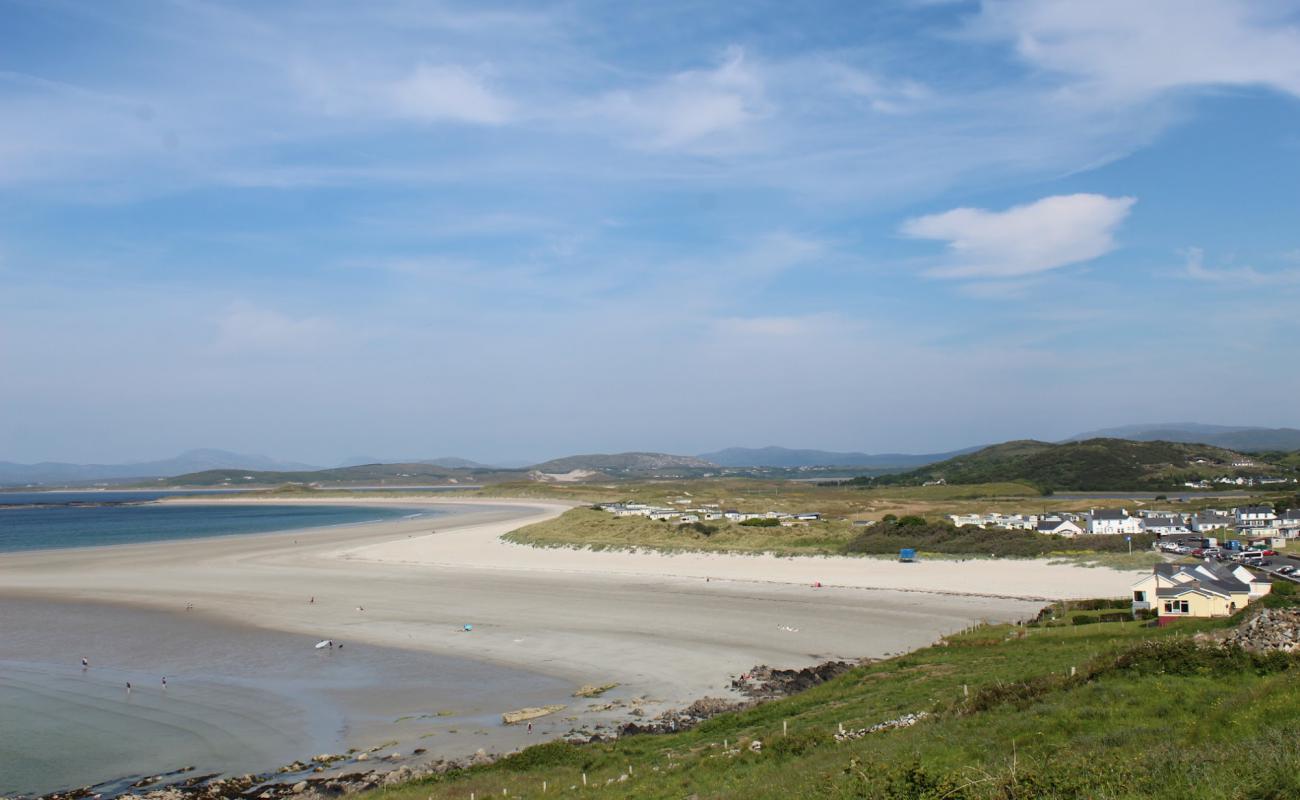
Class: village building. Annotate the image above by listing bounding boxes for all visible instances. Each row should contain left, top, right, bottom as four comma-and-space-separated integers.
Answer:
1235, 505, 1278, 534
1142, 515, 1190, 536
1131, 561, 1271, 620
1036, 517, 1084, 537
1087, 508, 1143, 536
1191, 510, 1234, 533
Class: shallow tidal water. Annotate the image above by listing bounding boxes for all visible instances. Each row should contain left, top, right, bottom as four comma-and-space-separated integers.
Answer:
0, 598, 573, 796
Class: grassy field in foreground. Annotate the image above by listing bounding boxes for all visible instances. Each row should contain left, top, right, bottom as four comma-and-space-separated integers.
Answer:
361, 585, 1300, 799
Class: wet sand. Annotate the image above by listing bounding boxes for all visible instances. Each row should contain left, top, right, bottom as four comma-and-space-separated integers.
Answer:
0, 597, 571, 796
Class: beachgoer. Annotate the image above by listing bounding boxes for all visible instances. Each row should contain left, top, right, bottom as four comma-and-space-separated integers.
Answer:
126, 682, 132, 693
81, 657, 89, 669
310, 596, 315, 604
527, 722, 533, 734
162, 676, 167, 689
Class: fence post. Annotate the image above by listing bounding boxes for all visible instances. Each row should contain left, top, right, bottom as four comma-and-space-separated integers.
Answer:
783, 720, 788, 736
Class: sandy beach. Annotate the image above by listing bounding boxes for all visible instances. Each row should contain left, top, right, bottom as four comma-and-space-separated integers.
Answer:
0, 496, 1144, 788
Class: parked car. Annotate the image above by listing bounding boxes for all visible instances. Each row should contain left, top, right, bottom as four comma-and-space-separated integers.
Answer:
1275, 565, 1297, 576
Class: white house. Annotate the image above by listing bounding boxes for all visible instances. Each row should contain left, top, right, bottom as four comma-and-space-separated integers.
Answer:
1142, 515, 1190, 536
1235, 505, 1278, 534
949, 514, 984, 528
1087, 508, 1143, 536
1191, 511, 1233, 533
1036, 517, 1084, 537
1277, 509, 1300, 539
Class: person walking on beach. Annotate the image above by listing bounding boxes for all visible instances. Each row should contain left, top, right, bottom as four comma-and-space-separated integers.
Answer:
126, 682, 132, 694
161, 676, 167, 690
310, 596, 315, 604
527, 722, 533, 734
81, 657, 89, 670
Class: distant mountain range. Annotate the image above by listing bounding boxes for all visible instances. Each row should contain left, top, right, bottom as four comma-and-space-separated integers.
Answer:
1064, 424, 1300, 453
5, 423, 1297, 488
338, 456, 497, 470
530, 452, 715, 476
697, 445, 980, 469
0, 449, 319, 487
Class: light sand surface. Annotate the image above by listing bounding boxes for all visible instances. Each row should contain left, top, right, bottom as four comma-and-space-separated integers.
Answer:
0, 497, 1142, 724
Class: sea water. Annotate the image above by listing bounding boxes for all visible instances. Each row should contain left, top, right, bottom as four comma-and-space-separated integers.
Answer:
0, 495, 573, 795
0, 491, 423, 553
0, 599, 572, 796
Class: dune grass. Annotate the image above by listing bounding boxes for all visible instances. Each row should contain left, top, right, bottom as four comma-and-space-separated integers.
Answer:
359, 589, 1300, 799
504, 507, 859, 555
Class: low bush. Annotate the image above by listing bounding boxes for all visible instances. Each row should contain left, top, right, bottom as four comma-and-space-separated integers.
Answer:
843, 521, 1155, 558
768, 729, 828, 758
739, 517, 780, 527
494, 740, 588, 771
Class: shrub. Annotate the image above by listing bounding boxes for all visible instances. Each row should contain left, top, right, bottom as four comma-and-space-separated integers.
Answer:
883, 761, 968, 800
494, 740, 587, 771
769, 729, 828, 758
739, 517, 780, 527
687, 521, 719, 536
1072, 615, 1098, 626
843, 520, 1156, 558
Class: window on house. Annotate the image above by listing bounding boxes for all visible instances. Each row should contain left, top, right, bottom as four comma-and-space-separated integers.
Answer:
1178, 601, 1189, 613
1134, 591, 1146, 602
1163, 601, 1172, 612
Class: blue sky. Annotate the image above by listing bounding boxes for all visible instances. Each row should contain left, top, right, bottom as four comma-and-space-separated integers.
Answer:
2, 0, 1299, 465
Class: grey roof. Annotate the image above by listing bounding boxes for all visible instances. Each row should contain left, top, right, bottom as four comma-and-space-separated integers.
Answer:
1091, 508, 1127, 520
1239, 505, 1275, 514
1153, 561, 1252, 597
1037, 518, 1075, 532
1144, 516, 1184, 527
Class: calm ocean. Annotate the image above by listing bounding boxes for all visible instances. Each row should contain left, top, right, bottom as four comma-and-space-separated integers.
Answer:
0, 491, 432, 553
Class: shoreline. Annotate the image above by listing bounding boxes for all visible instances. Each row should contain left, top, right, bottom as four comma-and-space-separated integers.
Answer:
0, 496, 1139, 795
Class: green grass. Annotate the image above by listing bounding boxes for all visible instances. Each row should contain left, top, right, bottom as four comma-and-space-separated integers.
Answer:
505, 507, 858, 555
508, 508, 1176, 562
359, 590, 1300, 799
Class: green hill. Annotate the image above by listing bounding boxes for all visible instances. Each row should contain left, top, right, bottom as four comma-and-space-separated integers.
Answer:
362, 587, 1300, 800
852, 438, 1292, 492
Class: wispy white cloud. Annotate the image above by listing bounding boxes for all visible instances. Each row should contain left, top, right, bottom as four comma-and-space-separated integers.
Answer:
595, 46, 770, 151
902, 193, 1136, 279
968, 0, 1300, 101
1178, 247, 1300, 286
382, 64, 513, 124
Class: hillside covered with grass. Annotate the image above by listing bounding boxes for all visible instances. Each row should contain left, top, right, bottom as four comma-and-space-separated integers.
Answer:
363, 585, 1300, 799
851, 438, 1294, 492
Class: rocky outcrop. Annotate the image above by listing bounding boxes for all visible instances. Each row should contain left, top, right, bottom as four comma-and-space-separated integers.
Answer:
731, 660, 860, 699
833, 711, 929, 742
1225, 607, 1300, 652
36, 748, 502, 800
501, 705, 565, 724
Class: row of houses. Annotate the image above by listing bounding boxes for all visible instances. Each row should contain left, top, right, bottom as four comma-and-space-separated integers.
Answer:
598, 502, 821, 526
949, 506, 1300, 539
1183, 476, 1296, 489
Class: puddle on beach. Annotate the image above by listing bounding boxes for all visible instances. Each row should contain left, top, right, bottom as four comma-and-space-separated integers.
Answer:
0, 597, 573, 796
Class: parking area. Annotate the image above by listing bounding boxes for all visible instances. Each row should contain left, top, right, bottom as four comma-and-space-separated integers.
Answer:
1156, 537, 1300, 583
